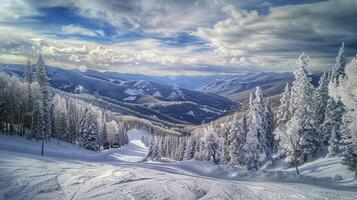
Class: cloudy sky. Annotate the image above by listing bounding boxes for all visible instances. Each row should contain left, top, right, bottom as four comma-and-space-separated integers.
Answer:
0, 0, 356, 75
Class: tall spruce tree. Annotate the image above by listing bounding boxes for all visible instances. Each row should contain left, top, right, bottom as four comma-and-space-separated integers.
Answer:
287, 53, 318, 163
23, 59, 33, 138
35, 55, 52, 155
245, 87, 271, 171
228, 114, 247, 166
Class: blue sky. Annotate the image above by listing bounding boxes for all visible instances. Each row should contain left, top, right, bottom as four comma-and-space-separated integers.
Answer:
0, 0, 356, 75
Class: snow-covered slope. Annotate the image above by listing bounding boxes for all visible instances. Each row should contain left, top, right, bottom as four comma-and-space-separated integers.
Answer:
109, 129, 149, 162
0, 130, 148, 163
0, 135, 356, 200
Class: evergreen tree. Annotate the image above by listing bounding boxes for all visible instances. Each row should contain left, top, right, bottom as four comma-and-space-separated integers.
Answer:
277, 83, 291, 125
24, 59, 33, 83
219, 120, 231, 164
23, 59, 33, 137
330, 42, 346, 85
313, 72, 329, 128
264, 97, 275, 155
79, 108, 99, 151
287, 53, 318, 163
35, 55, 52, 155
228, 114, 247, 166
276, 83, 291, 156
245, 87, 271, 171
183, 136, 195, 160
201, 124, 220, 163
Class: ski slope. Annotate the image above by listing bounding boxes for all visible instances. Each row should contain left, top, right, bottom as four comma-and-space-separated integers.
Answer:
0, 132, 357, 200
109, 129, 149, 162
0, 129, 149, 163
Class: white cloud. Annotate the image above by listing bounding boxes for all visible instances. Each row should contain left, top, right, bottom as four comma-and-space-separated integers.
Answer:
62, 24, 105, 37
78, 64, 87, 72
0, 0, 357, 75
194, 0, 357, 71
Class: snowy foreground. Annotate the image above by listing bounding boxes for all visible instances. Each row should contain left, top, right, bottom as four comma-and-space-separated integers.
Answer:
1, 130, 357, 200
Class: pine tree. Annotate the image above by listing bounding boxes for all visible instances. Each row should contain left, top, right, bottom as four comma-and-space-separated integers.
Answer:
321, 98, 336, 144
287, 53, 318, 163
35, 55, 52, 155
219, 120, 231, 164
264, 97, 275, 156
24, 59, 33, 83
277, 83, 291, 125
313, 72, 329, 128
23, 59, 33, 138
79, 108, 99, 151
245, 103, 260, 171
177, 136, 186, 161
340, 113, 357, 171
228, 114, 247, 166
183, 136, 195, 160
245, 87, 271, 171
201, 124, 220, 163
330, 42, 346, 85
276, 83, 291, 156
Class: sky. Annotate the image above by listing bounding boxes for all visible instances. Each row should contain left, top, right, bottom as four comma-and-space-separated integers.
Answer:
0, 0, 356, 76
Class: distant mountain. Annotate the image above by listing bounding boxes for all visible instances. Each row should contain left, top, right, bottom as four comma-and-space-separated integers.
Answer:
199, 72, 322, 106
0, 64, 237, 125
199, 72, 294, 104
82, 70, 220, 89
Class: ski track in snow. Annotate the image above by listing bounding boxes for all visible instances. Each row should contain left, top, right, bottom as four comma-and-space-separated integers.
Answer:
0, 130, 357, 200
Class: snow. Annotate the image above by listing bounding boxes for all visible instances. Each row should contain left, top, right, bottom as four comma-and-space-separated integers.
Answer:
200, 106, 221, 114
1, 134, 357, 200
186, 110, 195, 117
124, 88, 143, 95
74, 85, 85, 93
0, 129, 148, 163
152, 91, 162, 97
109, 129, 149, 162
123, 96, 136, 101
167, 91, 179, 99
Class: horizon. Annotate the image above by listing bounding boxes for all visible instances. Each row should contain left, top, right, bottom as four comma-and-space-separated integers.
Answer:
0, 0, 356, 75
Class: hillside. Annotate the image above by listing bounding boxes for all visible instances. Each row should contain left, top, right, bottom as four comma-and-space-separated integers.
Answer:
0, 64, 236, 125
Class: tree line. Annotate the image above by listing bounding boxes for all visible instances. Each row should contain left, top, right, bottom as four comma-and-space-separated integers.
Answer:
0, 56, 129, 153
147, 43, 357, 174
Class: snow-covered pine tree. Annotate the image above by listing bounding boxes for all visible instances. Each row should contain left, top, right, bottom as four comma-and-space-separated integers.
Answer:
330, 42, 346, 86
276, 83, 291, 156
326, 98, 346, 157
176, 136, 186, 161
264, 97, 275, 156
244, 93, 260, 171
79, 108, 99, 151
219, 120, 231, 164
287, 53, 318, 163
35, 55, 52, 143
52, 94, 69, 143
24, 59, 33, 84
245, 87, 271, 171
183, 135, 195, 160
23, 59, 33, 137
340, 114, 356, 170
34, 55, 53, 155
201, 124, 220, 163
328, 47, 357, 174
277, 83, 291, 126
313, 72, 329, 131
253, 87, 271, 163
321, 98, 337, 144
228, 114, 247, 166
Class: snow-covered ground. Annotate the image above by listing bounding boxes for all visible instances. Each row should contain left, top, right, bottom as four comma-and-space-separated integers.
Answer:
109, 129, 149, 162
0, 131, 357, 200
